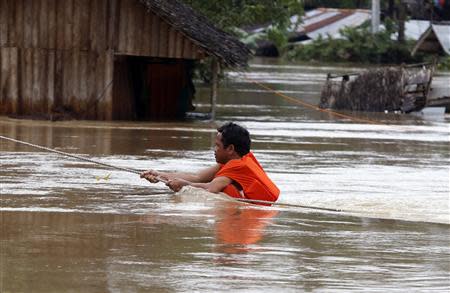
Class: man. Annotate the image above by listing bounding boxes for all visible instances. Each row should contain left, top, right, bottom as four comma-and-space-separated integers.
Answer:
140, 122, 280, 202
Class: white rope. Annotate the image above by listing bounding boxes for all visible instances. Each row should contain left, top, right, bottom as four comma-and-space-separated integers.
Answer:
236, 198, 342, 212
1, 135, 342, 212
0, 135, 141, 175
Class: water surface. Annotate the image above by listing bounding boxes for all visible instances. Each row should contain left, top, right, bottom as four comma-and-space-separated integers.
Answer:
1, 59, 449, 292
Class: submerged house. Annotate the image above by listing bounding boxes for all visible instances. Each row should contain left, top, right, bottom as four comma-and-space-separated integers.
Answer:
0, 0, 250, 120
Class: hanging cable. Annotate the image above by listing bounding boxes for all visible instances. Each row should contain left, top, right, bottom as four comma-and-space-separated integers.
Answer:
0, 135, 142, 176
1, 134, 346, 212
236, 69, 384, 125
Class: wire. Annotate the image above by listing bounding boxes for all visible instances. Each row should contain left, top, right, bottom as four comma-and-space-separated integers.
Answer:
0, 134, 172, 184
0, 135, 142, 175
1, 134, 345, 212
236, 70, 384, 125
236, 198, 342, 212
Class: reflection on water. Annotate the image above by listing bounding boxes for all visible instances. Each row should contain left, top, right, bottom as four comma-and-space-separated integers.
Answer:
1, 59, 450, 292
2, 208, 449, 292
214, 202, 279, 254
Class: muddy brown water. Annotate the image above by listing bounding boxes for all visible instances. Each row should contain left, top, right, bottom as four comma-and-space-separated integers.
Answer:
1, 59, 449, 292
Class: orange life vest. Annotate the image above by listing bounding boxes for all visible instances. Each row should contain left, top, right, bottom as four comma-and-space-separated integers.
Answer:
215, 152, 280, 202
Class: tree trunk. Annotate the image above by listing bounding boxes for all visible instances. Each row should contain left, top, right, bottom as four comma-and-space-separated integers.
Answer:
387, 0, 395, 18
210, 58, 219, 120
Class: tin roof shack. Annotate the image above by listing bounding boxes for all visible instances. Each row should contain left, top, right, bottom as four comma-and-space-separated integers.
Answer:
289, 8, 371, 43
411, 23, 450, 112
0, 0, 250, 120
319, 63, 435, 113
244, 8, 371, 57
412, 23, 450, 56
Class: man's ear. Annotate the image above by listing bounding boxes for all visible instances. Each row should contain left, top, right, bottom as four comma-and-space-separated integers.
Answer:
226, 144, 235, 153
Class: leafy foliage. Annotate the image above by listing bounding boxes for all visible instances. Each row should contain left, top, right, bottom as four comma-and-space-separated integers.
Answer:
287, 20, 424, 64
436, 56, 450, 71
183, 0, 302, 31
182, 0, 303, 50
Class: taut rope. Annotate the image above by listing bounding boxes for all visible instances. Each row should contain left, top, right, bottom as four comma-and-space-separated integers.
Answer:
1, 134, 342, 212
236, 198, 342, 212
237, 70, 383, 125
0, 135, 142, 175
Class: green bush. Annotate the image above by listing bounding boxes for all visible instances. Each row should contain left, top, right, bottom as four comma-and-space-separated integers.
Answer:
287, 20, 423, 64
437, 56, 450, 71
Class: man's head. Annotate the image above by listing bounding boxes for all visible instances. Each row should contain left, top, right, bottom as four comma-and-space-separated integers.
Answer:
214, 122, 251, 164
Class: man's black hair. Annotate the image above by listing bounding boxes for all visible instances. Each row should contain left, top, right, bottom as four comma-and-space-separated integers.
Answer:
217, 122, 251, 157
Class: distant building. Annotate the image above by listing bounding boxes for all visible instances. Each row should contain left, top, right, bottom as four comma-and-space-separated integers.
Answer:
289, 8, 433, 44
412, 23, 450, 55
289, 8, 371, 43
401, 20, 432, 40
246, 8, 371, 56
0, 0, 250, 120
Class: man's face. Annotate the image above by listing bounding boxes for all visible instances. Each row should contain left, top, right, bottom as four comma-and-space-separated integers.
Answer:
214, 133, 229, 164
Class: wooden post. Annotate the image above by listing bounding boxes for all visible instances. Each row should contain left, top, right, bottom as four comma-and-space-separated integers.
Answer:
425, 58, 437, 105
210, 58, 219, 120
104, 50, 114, 120
10, 48, 19, 114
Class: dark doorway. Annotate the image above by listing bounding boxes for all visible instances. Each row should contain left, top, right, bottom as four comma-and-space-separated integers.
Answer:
112, 56, 194, 120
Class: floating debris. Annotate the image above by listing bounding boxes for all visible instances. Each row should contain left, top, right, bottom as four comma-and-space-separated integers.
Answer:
319, 62, 435, 113
95, 173, 111, 182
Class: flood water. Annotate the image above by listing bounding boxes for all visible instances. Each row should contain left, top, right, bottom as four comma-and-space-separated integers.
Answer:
1, 58, 449, 292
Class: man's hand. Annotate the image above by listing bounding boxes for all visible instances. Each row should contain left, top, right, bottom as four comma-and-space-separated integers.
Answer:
141, 170, 166, 183
166, 178, 190, 192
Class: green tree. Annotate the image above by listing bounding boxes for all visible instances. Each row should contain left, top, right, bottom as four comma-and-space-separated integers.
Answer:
183, 0, 303, 50
287, 20, 422, 64
184, 0, 303, 30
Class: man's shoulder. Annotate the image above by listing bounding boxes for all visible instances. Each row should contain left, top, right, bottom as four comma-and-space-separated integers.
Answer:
222, 154, 257, 171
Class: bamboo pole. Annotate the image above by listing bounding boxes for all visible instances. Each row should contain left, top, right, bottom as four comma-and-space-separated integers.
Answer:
210, 58, 219, 120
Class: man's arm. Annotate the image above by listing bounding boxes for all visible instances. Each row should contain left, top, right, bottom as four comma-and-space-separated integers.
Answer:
166, 176, 232, 193
141, 164, 221, 183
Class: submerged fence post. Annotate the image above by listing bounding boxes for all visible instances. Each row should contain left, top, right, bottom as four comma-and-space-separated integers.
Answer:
210, 58, 219, 120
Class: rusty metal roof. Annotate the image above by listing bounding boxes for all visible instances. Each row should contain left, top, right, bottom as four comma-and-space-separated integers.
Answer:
293, 8, 370, 40
293, 9, 437, 44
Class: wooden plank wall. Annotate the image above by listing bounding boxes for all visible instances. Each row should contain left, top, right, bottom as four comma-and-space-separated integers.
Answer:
0, 0, 207, 120
0, 0, 116, 119
116, 0, 206, 59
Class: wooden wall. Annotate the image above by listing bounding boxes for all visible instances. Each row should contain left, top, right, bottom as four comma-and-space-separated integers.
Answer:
0, 0, 207, 120
0, 0, 115, 119
116, 0, 206, 59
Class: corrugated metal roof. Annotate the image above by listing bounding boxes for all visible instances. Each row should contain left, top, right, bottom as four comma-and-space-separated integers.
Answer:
404, 20, 432, 40
293, 8, 370, 40
432, 24, 450, 54
301, 11, 342, 32
293, 8, 432, 42
307, 11, 371, 39
412, 23, 450, 55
